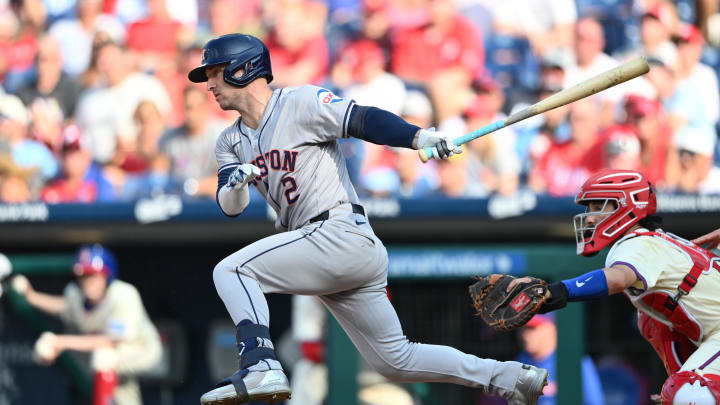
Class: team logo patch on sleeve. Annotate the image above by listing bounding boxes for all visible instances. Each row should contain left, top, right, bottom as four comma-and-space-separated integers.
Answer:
317, 89, 343, 104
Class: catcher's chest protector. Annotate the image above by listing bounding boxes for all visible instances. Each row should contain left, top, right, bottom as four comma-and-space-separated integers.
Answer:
623, 231, 720, 348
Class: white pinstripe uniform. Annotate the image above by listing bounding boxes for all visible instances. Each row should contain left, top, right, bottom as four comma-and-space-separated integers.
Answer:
608, 229, 720, 374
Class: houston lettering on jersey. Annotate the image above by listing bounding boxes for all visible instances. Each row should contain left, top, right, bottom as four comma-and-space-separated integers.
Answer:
248, 149, 300, 204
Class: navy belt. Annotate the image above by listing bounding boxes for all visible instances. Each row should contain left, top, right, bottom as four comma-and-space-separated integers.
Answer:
310, 204, 365, 223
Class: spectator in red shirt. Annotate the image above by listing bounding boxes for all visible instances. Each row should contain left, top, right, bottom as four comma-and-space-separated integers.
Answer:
41, 126, 116, 203
623, 94, 671, 186
390, 0, 483, 84
264, 0, 329, 86
126, 0, 182, 72
602, 126, 641, 171
1, 1, 45, 92
529, 98, 603, 196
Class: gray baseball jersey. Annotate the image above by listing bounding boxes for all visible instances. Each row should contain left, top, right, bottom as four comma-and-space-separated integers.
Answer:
215, 85, 359, 231
212, 85, 529, 398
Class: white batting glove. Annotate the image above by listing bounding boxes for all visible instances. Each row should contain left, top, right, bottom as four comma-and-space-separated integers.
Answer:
226, 164, 261, 190
416, 128, 463, 160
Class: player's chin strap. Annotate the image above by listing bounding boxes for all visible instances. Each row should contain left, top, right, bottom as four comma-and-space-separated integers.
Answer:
214, 320, 278, 397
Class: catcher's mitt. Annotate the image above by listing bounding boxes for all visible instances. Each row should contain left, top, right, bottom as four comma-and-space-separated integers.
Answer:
469, 274, 549, 332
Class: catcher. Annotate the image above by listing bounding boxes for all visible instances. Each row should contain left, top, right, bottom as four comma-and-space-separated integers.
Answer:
470, 169, 720, 405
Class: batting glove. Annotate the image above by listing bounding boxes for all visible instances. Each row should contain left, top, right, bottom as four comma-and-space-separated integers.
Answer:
416, 128, 463, 160
226, 164, 261, 190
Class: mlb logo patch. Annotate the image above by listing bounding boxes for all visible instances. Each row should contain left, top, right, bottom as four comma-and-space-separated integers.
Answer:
317, 89, 343, 104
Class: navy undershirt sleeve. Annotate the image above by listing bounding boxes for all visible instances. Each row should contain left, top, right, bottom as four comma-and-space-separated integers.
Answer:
347, 105, 419, 148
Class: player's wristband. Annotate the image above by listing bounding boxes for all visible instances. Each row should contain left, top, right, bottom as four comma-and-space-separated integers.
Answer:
561, 269, 609, 302
538, 281, 569, 313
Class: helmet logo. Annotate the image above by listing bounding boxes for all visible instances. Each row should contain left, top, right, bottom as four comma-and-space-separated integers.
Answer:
201, 48, 208, 64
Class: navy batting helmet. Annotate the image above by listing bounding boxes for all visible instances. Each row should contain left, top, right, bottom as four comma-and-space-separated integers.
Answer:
188, 34, 273, 87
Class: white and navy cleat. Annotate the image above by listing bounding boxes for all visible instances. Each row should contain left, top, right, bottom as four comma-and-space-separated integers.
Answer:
200, 369, 291, 405
507, 364, 549, 405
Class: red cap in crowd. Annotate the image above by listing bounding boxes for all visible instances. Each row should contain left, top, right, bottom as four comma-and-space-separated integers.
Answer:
338, 39, 384, 79
624, 94, 661, 119
674, 23, 703, 45
525, 314, 555, 328
61, 124, 87, 153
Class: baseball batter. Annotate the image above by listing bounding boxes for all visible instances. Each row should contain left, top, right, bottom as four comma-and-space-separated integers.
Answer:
189, 34, 548, 405
510, 169, 720, 404
14, 244, 162, 405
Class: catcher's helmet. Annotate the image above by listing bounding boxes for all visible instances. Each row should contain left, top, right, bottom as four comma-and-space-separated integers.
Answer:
188, 34, 273, 87
573, 169, 657, 256
73, 244, 118, 282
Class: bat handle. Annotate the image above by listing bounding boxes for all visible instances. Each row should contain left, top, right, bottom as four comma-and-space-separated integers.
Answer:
418, 120, 506, 163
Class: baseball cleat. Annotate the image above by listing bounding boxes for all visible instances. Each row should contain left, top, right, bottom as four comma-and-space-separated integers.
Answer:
200, 369, 291, 405
507, 364, 548, 405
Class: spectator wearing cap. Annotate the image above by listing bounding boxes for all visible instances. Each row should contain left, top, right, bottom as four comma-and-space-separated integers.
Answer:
17, 35, 82, 119
0, 93, 58, 181
666, 126, 720, 194
74, 41, 171, 164
623, 95, 671, 185
264, 1, 329, 86
529, 98, 603, 196
673, 23, 719, 126
48, 0, 125, 77
515, 314, 605, 405
159, 86, 225, 198
639, 2, 679, 68
41, 126, 116, 203
13, 244, 162, 405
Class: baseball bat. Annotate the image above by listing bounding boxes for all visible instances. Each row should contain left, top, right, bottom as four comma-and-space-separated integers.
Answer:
419, 56, 650, 162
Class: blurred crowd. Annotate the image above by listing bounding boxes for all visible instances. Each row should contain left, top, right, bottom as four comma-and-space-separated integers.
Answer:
1, 0, 720, 204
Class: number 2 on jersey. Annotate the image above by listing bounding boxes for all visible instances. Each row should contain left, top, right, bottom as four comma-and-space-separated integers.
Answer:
281, 176, 299, 205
